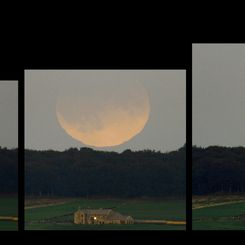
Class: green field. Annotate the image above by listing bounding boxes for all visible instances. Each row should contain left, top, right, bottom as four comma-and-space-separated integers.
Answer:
193, 195, 245, 230
25, 198, 186, 230
0, 197, 18, 231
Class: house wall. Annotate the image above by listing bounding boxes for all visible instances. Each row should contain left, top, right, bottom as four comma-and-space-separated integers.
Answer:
74, 210, 134, 225
74, 211, 84, 224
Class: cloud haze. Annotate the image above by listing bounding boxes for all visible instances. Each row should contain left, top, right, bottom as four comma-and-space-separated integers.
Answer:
193, 44, 245, 147
0, 81, 18, 148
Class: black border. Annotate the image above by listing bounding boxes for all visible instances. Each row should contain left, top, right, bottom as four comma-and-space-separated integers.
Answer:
0, 74, 21, 232
19, 70, 24, 232
186, 42, 192, 232
23, 68, 188, 235
191, 42, 245, 234
0, 42, 191, 241
1, 42, 194, 240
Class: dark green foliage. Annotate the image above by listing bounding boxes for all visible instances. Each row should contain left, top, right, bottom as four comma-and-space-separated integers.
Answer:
25, 146, 186, 198
193, 146, 245, 195
0, 147, 18, 193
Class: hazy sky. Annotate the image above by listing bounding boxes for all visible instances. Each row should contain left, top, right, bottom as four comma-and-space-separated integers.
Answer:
193, 44, 245, 147
0, 81, 18, 148
25, 70, 186, 152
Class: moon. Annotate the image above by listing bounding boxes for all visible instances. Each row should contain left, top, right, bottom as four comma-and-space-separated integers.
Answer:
56, 79, 150, 147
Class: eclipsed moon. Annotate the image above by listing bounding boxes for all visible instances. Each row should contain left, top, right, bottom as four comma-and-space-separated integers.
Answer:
56, 79, 150, 147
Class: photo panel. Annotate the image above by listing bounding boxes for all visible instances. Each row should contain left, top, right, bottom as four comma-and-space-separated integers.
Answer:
192, 44, 245, 230
24, 70, 186, 230
0, 81, 18, 231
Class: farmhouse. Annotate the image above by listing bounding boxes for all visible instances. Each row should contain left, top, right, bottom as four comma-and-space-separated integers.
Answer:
74, 208, 134, 225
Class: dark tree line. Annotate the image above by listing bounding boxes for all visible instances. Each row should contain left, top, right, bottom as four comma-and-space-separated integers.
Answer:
0, 147, 18, 193
193, 146, 245, 195
25, 146, 186, 198
3, 145, 245, 197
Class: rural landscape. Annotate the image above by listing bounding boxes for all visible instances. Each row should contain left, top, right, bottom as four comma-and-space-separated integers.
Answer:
0, 148, 18, 231
0, 81, 18, 231
25, 197, 185, 230
193, 44, 245, 230
25, 147, 186, 230
25, 70, 186, 230
192, 146, 245, 230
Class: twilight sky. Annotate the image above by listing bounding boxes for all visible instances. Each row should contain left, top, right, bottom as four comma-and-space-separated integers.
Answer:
0, 81, 18, 148
193, 44, 245, 147
25, 70, 186, 152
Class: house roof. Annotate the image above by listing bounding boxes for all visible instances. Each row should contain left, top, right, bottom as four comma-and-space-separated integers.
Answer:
107, 210, 128, 220
75, 209, 133, 221
76, 209, 112, 216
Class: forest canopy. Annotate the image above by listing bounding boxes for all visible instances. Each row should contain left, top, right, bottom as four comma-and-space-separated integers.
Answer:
24, 146, 186, 198
0, 147, 18, 193
2, 145, 244, 197
193, 146, 245, 195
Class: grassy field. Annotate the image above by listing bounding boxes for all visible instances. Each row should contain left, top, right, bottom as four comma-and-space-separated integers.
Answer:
0, 197, 18, 231
193, 195, 245, 230
25, 197, 186, 230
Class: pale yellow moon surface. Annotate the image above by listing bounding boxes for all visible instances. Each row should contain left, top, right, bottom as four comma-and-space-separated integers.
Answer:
56, 80, 150, 147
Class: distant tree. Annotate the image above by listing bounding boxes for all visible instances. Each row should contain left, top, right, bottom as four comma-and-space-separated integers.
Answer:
25, 145, 186, 198
193, 146, 245, 195
0, 147, 18, 193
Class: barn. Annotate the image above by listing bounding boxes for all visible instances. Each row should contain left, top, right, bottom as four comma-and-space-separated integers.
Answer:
74, 208, 134, 225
